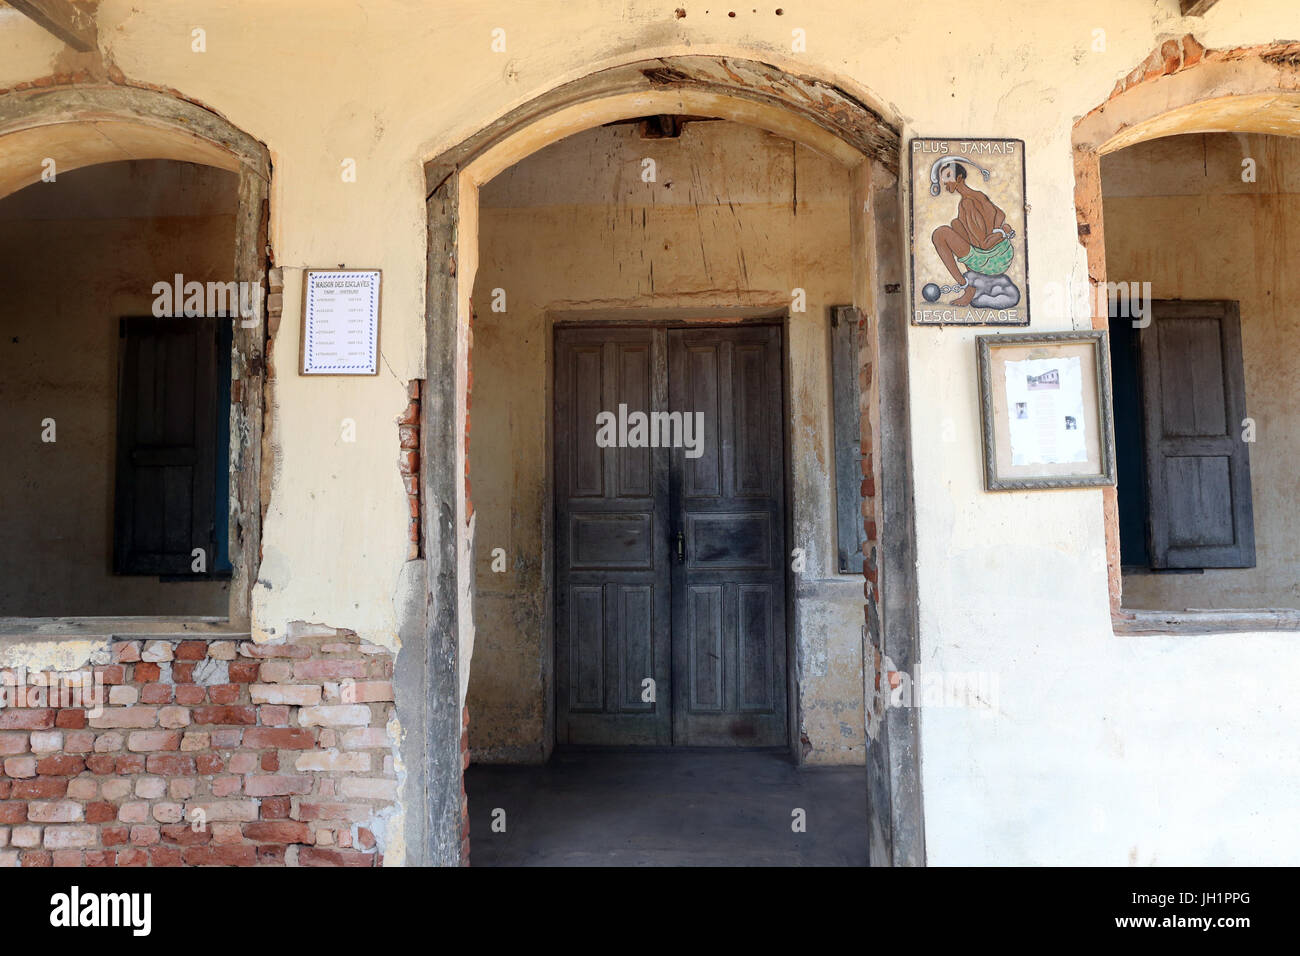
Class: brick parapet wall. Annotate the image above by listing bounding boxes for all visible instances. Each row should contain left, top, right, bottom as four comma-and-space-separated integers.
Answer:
0, 628, 398, 867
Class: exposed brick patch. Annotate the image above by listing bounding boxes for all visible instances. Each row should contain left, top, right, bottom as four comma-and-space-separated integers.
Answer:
0, 70, 97, 97
1101, 34, 1208, 105
1097, 35, 1300, 110
399, 380, 423, 559
0, 630, 396, 866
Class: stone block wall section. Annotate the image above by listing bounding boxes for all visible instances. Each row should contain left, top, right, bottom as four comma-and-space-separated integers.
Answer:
0, 628, 398, 867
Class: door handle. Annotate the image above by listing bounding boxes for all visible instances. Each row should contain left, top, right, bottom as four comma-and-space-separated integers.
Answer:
674, 531, 685, 563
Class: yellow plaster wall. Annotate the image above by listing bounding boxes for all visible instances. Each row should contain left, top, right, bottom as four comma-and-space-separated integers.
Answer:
0, 0, 1298, 865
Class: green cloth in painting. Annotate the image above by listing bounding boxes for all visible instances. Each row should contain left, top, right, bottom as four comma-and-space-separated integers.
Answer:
958, 237, 1014, 275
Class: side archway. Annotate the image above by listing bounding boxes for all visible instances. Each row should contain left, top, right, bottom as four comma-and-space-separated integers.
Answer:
416, 55, 923, 866
0, 84, 271, 625
1073, 37, 1300, 616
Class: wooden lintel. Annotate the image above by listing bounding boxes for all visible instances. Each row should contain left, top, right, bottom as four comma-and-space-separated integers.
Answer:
1179, 0, 1221, 16
7, 0, 97, 52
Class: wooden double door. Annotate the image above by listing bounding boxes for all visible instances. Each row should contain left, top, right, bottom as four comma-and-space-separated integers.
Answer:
555, 324, 788, 747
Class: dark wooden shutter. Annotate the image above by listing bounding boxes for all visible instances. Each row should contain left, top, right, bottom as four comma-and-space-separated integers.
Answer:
1140, 300, 1254, 569
114, 317, 219, 576
554, 327, 672, 746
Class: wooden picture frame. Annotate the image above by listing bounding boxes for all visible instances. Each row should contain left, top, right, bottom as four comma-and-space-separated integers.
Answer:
976, 330, 1116, 491
300, 269, 382, 376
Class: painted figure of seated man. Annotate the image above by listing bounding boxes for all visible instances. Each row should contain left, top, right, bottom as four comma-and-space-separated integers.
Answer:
929, 158, 1016, 307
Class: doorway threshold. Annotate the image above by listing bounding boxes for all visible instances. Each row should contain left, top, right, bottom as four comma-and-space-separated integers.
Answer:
466, 749, 867, 866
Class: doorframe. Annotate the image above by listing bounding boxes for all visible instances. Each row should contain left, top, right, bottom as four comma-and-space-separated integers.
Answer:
547, 310, 795, 752
416, 54, 923, 866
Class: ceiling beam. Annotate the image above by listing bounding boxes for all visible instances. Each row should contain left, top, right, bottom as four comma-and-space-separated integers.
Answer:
7, 0, 97, 52
1180, 0, 1221, 16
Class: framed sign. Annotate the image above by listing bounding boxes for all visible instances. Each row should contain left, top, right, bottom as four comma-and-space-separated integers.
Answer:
910, 138, 1029, 326
976, 331, 1116, 491
300, 269, 382, 375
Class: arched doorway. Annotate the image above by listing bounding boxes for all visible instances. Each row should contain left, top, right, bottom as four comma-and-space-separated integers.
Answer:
1073, 36, 1300, 629
0, 85, 270, 629
418, 56, 922, 866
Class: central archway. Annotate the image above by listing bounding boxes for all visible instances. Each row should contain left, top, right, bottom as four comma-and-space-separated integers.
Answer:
416, 55, 922, 866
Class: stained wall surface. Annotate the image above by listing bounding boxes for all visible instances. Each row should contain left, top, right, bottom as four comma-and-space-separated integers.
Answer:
0, 0, 1298, 865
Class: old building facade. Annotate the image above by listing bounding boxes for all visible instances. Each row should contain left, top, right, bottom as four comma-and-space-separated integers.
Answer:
1, 0, 1298, 866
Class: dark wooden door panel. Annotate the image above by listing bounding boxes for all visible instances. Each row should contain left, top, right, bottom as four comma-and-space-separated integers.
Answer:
555, 323, 788, 747
669, 326, 787, 747
114, 317, 218, 576
686, 584, 725, 712
555, 327, 672, 745
566, 585, 605, 712
737, 584, 775, 712
1140, 300, 1255, 568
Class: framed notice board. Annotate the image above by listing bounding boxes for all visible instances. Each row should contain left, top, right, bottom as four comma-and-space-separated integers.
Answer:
976, 330, 1116, 491
300, 269, 382, 375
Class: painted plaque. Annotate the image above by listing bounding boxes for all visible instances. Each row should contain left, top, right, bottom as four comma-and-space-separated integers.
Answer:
300, 269, 382, 375
910, 138, 1029, 326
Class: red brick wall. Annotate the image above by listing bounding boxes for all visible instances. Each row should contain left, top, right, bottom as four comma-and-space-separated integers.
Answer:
0, 628, 398, 866
399, 380, 422, 560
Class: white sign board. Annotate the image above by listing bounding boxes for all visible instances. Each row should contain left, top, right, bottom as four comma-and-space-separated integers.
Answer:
300, 269, 381, 375
1004, 356, 1088, 466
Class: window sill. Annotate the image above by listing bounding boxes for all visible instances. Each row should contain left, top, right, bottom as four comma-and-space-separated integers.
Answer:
0, 617, 250, 643
1120, 566, 1205, 575
1113, 607, 1300, 635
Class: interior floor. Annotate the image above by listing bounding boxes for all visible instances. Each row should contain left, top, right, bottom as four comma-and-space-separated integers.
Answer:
465, 750, 869, 866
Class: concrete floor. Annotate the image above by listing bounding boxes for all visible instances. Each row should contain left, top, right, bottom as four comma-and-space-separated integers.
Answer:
465, 749, 869, 866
